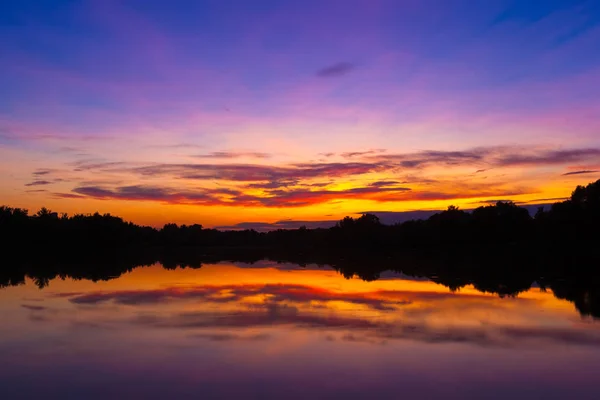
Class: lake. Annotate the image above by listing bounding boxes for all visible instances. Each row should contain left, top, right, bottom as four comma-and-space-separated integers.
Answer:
1, 261, 599, 399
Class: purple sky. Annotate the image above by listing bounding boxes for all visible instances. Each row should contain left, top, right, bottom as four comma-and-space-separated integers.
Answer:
1, 0, 600, 227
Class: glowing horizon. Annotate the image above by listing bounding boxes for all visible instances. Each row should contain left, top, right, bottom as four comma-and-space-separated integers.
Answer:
2, 1, 600, 227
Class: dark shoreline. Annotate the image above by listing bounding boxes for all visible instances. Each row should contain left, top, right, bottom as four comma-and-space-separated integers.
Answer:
2, 179, 600, 318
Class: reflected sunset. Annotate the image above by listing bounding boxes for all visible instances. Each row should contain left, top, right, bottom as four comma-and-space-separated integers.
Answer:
1, 263, 599, 399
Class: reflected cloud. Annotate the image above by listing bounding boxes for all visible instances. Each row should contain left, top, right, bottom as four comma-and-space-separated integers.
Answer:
9, 266, 600, 352
21, 304, 47, 311
190, 332, 271, 342
51, 280, 600, 349
130, 304, 600, 349
63, 283, 421, 310
136, 306, 379, 330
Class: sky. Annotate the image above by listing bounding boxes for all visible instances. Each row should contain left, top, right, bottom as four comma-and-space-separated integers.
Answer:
1, 0, 600, 228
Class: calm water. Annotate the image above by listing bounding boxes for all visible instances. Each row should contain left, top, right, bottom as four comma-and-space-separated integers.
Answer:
1, 261, 600, 399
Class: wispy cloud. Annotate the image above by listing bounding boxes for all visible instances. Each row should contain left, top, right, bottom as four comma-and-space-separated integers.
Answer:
192, 151, 271, 159
364, 149, 489, 168
146, 143, 204, 149
340, 149, 386, 158
60, 146, 600, 186
66, 181, 531, 208
69, 184, 413, 207
1, 132, 112, 143
562, 170, 599, 176
16, 145, 599, 212
316, 62, 355, 78
52, 193, 88, 199
32, 169, 54, 176
72, 185, 236, 205
369, 180, 403, 187
495, 149, 600, 167
363, 147, 600, 169
72, 160, 129, 172
126, 162, 387, 182
24, 180, 52, 187
522, 197, 569, 203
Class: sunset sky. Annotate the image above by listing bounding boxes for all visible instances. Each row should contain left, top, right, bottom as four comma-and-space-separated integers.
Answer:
2, 0, 600, 228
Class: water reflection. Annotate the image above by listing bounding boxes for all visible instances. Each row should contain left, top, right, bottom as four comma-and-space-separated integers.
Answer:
3, 248, 600, 320
1, 262, 600, 399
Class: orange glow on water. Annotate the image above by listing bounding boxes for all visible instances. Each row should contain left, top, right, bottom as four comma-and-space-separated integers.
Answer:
2, 262, 600, 399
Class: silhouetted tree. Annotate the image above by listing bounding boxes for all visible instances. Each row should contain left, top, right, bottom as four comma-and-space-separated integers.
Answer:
1, 179, 600, 314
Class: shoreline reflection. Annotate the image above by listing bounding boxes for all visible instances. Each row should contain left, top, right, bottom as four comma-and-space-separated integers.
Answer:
1, 263, 599, 399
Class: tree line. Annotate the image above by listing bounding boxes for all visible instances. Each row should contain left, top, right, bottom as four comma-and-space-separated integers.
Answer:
1, 179, 600, 318
2, 179, 600, 250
